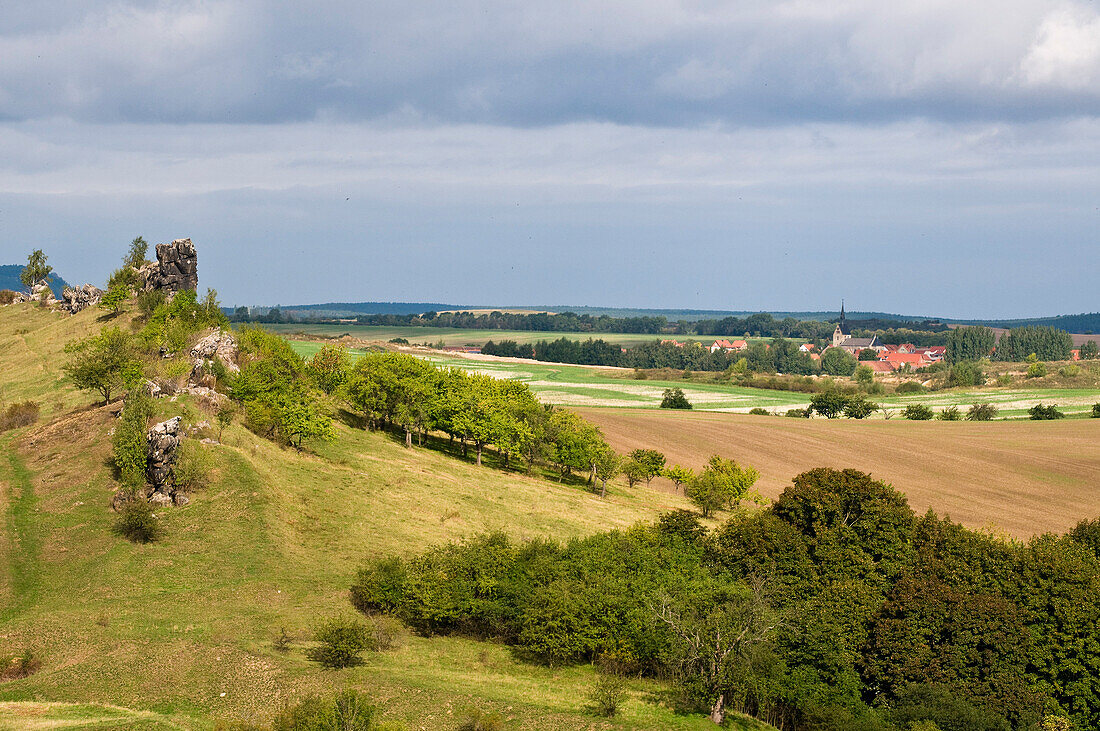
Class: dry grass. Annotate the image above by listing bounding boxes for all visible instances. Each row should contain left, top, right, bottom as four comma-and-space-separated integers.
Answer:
577, 407, 1100, 538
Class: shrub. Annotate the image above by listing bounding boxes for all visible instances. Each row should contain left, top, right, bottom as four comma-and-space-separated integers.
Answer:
896, 381, 925, 394
660, 387, 692, 409
748, 407, 770, 416
112, 392, 155, 490
308, 617, 369, 668
843, 396, 878, 419
273, 627, 292, 653
113, 499, 162, 543
0, 289, 17, 305
1059, 364, 1081, 378
997, 374, 1013, 386
271, 690, 376, 731
173, 439, 214, 492
588, 672, 627, 718
1026, 362, 1047, 378
388, 337, 409, 344
967, 403, 998, 421
0, 649, 41, 680
937, 406, 961, 421
367, 615, 402, 651
1028, 403, 1065, 420
786, 408, 810, 418
136, 288, 166, 318
457, 708, 505, 731
945, 361, 984, 388
0, 401, 40, 432
1092, 403, 1100, 418
903, 404, 934, 420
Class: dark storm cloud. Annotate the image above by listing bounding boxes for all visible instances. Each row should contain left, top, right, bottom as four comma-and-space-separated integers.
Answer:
3, 1, 1100, 126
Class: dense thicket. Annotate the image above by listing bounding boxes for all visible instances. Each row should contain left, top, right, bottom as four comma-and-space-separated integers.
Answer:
945, 326, 995, 363
352, 468, 1100, 730
995, 327, 1074, 362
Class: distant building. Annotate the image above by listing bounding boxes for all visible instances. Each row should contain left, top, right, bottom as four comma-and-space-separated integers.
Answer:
831, 302, 883, 353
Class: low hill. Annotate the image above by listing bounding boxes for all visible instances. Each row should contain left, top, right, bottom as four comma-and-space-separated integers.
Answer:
0, 265, 71, 299
577, 407, 1100, 539
0, 301, 752, 729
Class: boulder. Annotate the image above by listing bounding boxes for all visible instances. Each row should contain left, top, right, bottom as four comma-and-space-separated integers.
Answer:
189, 329, 240, 373
61, 283, 104, 314
136, 238, 198, 295
29, 279, 59, 305
178, 385, 227, 409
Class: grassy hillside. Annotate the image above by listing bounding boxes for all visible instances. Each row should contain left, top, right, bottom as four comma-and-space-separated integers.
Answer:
0, 301, 768, 729
577, 407, 1100, 539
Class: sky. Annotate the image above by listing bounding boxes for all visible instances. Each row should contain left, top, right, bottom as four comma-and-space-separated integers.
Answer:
1, 1, 1099, 318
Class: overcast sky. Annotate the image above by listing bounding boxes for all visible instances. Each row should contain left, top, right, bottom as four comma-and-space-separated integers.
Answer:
2, 1, 1099, 317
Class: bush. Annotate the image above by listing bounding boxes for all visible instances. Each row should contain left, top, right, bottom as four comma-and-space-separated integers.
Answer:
308, 617, 369, 668
0, 649, 41, 680
1092, 403, 1100, 418
903, 404, 934, 420
588, 672, 627, 718
843, 396, 879, 419
173, 439, 214, 492
748, 407, 770, 416
1028, 403, 1065, 420
0, 289, 18, 304
0, 401, 40, 432
937, 406, 961, 421
273, 627, 292, 653
112, 392, 155, 490
786, 408, 811, 418
1026, 362, 1047, 378
660, 387, 692, 409
388, 337, 409, 344
967, 403, 998, 421
457, 708, 505, 731
113, 499, 162, 543
272, 690, 376, 731
896, 381, 925, 394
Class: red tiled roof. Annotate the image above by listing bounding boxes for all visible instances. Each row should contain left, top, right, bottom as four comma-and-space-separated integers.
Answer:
881, 352, 929, 364
867, 361, 895, 373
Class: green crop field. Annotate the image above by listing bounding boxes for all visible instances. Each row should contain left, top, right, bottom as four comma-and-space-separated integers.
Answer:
287, 341, 1100, 419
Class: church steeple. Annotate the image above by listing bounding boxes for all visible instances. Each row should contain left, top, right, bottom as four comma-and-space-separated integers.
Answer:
840, 300, 845, 326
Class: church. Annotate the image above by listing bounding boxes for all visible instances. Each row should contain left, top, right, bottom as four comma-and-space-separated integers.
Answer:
831, 303, 882, 354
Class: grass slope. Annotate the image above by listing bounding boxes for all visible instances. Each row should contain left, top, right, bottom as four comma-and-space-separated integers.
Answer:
0, 304, 760, 729
576, 407, 1100, 539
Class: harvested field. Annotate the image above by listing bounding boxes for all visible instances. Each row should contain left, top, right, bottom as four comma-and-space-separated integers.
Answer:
576, 407, 1100, 538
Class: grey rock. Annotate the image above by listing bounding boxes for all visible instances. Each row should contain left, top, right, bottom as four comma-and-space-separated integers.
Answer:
146, 416, 182, 495
135, 238, 198, 295
61, 283, 104, 313
189, 329, 240, 373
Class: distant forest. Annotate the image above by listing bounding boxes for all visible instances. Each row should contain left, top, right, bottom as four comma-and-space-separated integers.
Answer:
0, 264, 70, 298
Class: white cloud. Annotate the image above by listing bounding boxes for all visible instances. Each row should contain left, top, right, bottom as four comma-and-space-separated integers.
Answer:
1019, 8, 1100, 89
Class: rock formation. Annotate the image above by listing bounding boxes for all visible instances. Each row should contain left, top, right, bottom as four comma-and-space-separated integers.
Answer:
146, 416, 184, 505
61, 283, 104, 313
190, 328, 240, 374
136, 238, 198, 295
9, 279, 61, 305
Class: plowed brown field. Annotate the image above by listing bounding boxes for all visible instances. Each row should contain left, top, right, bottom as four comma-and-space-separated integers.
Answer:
576, 408, 1100, 538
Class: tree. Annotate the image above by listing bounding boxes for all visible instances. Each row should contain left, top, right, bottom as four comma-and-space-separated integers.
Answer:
125, 236, 149, 269
98, 282, 131, 314
661, 387, 693, 409
1081, 340, 1099, 360
593, 447, 621, 498
967, 403, 998, 421
820, 347, 857, 376
904, 404, 934, 420
629, 449, 666, 485
622, 458, 649, 488
685, 456, 760, 518
664, 465, 695, 491
20, 249, 52, 290
62, 327, 144, 404
995, 326, 1073, 362
854, 363, 874, 387
307, 343, 351, 394
843, 395, 878, 419
946, 326, 995, 363
655, 578, 780, 725
1028, 403, 1065, 420
857, 348, 878, 361
810, 391, 848, 419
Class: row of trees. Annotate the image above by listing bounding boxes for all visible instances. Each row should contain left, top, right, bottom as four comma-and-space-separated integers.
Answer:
484, 336, 863, 376
947, 325, 1088, 363
351, 468, 1100, 730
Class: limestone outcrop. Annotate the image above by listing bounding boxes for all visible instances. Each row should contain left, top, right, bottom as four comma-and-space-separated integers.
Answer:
190, 328, 240, 374
146, 416, 184, 504
61, 283, 104, 313
9, 279, 60, 305
136, 238, 198, 295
